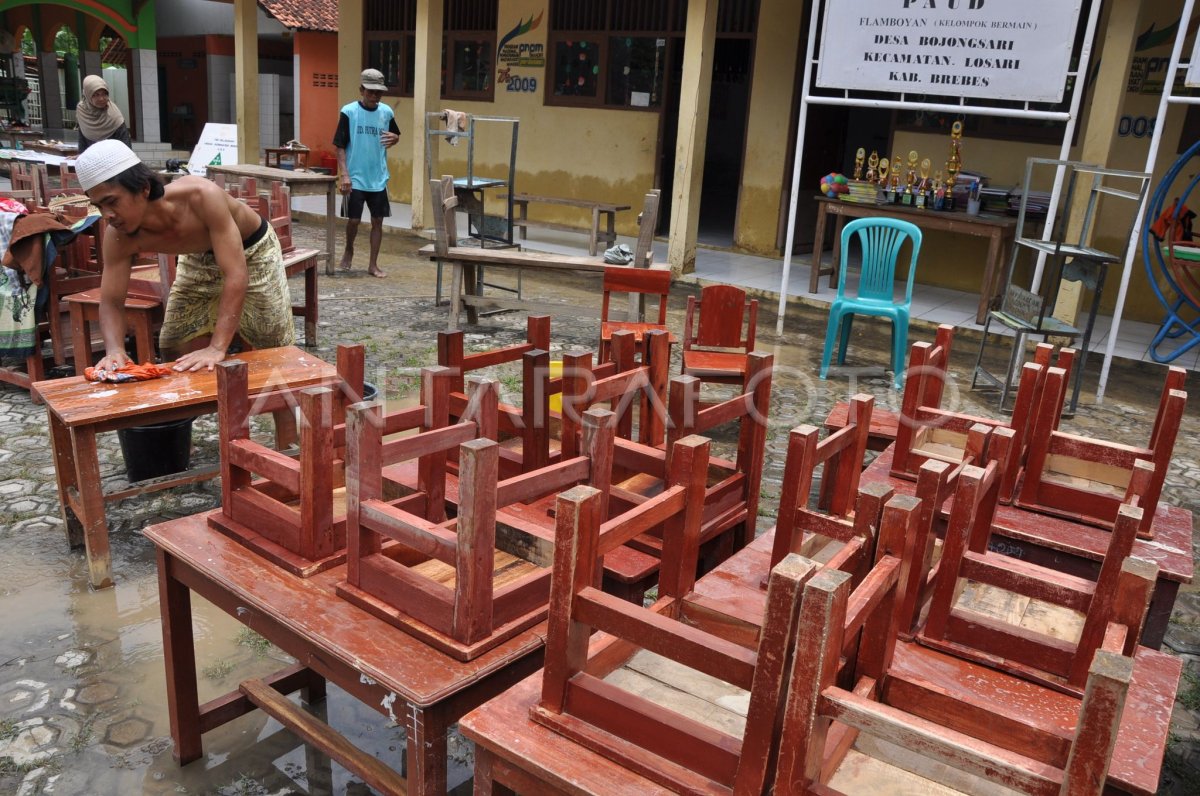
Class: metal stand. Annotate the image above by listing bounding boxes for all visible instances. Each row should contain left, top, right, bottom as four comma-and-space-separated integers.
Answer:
971, 158, 1150, 415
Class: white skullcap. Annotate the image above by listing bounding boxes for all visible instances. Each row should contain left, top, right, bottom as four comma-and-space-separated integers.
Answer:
75, 139, 142, 191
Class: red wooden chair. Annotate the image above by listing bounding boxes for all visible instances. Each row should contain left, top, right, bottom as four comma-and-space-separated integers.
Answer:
65, 252, 173, 368
338, 390, 621, 661
532, 434, 814, 795
438, 315, 554, 475
1017, 365, 1186, 540
680, 284, 758, 386
207, 344, 390, 576
775, 553, 1141, 795
598, 264, 674, 363
247, 180, 320, 346
891, 325, 1073, 504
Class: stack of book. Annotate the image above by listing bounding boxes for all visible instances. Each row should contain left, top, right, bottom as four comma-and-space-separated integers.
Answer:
841, 179, 880, 204
1008, 189, 1052, 218
980, 186, 1014, 214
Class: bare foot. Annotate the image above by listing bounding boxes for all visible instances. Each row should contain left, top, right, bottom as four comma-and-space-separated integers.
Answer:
368, 267, 386, 278
339, 251, 354, 271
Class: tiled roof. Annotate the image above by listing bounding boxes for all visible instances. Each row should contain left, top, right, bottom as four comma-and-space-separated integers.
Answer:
258, 0, 338, 33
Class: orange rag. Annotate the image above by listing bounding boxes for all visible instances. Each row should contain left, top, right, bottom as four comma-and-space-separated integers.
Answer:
84, 362, 173, 383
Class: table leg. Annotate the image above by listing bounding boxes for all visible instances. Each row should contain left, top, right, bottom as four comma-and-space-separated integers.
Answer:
325, 186, 336, 276
830, 215, 846, 289
304, 260, 318, 347
473, 747, 517, 795
69, 301, 90, 371
465, 264, 479, 326
72, 427, 112, 589
589, 207, 601, 256
157, 549, 203, 764
1143, 578, 1179, 649
809, 204, 828, 293
404, 703, 448, 795
448, 261, 463, 330
979, 230, 1004, 324
48, 412, 83, 549
606, 210, 616, 252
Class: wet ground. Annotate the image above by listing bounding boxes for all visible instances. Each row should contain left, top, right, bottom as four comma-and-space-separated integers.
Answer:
1, 220, 1198, 794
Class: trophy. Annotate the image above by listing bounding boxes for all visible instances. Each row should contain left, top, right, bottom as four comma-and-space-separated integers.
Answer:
890, 153, 902, 200
933, 170, 946, 211
945, 120, 963, 209
866, 150, 879, 183
854, 147, 866, 181
916, 157, 931, 208
902, 150, 918, 205
878, 157, 890, 194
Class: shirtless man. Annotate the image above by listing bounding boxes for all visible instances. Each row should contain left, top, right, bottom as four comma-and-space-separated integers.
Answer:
76, 139, 294, 372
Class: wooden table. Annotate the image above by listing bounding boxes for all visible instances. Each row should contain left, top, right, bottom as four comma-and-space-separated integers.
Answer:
147, 512, 545, 795
810, 196, 1019, 324
418, 243, 606, 329
23, 141, 78, 158
32, 346, 338, 589
860, 446, 1194, 649
205, 163, 337, 276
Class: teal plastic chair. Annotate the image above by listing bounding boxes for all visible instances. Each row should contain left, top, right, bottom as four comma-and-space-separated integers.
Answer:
819, 217, 922, 389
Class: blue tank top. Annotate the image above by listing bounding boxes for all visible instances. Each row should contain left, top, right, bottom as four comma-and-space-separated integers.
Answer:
340, 101, 394, 192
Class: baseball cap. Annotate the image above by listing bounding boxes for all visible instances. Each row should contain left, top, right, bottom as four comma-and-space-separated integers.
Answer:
75, 139, 143, 192
361, 68, 388, 92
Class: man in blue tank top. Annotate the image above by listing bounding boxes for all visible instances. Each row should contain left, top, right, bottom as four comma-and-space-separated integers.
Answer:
333, 68, 400, 278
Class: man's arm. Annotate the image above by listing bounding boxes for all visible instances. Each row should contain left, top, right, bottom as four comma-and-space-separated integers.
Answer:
95, 231, 134, 371
172, 189, 248, 372
333, 111, 352, 194
382, 117, 400, 149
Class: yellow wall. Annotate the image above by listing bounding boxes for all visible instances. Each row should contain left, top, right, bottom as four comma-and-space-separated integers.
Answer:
385, 0, 659, 235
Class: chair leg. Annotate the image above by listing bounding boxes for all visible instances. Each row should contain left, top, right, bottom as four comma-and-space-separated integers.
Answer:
837, 313, 854, 365
891, 313, 910, 390
820, 308, 843, 379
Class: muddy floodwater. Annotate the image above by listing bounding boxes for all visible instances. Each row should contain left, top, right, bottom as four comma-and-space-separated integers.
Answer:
1, 221, 1198, 794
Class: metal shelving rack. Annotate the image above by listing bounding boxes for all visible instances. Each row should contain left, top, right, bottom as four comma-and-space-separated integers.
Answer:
971, 158, 1150, 415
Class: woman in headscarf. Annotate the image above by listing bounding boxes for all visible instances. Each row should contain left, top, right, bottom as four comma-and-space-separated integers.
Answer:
75, 76, 132, 153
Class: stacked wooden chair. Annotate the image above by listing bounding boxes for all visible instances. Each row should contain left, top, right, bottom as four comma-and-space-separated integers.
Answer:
437, 314, 555, 476
1017, 365, 1187, 539
890, 325, 1074, 502
680, 283, 758, 386
207, 344, 387, 576
338, 385, 623, 661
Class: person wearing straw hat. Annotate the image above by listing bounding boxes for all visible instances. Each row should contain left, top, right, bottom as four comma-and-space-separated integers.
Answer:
75, 76, 132, 153
75, 139, 294, 373
333, 68, 400, 278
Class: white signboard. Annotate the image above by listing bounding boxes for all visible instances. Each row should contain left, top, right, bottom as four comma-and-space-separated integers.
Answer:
816, 0, 1083, 104
187, 123, 239, 177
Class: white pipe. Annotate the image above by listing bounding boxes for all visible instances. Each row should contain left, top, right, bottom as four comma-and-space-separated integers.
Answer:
775, 0, 823, 336
1030, 0, 1105, 293
1097, 0, 1197, 402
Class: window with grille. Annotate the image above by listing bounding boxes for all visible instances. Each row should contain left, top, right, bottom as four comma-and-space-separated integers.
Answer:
364, 0, 416, 96
548, 0, 756, 110
445, 0, 497, 101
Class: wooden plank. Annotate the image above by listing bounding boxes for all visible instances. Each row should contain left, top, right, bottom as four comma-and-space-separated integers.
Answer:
238, 678, 407, 795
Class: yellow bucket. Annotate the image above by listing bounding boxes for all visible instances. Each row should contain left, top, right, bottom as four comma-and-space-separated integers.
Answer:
549, 360, 563, 413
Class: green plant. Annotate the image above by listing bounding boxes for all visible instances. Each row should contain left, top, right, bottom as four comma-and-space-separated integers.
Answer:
202, 659, 234, 681
236, 628, 272, 657
1179, 667, 1200, 712
0, 719, 16, 742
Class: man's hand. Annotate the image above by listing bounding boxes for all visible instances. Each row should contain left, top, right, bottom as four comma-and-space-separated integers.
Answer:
95, 350, 131, 372
380, 131, 399, 149
339, 174, 352, 194
172, 345, 227, 372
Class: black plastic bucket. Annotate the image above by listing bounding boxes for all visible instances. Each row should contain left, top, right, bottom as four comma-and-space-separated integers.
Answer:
361, 381, 379, 402
117, 418, 194, 482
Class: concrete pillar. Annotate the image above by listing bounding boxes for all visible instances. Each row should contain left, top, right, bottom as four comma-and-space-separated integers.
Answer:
81, 50, 102, 80
1051, 1, 1140, 326
37, 50, 63, 130
410, 0, 444, 230
667, 0, 718, 276
337, 1, 364, 108
234, 0, 259, 162
128, 48, 162, 143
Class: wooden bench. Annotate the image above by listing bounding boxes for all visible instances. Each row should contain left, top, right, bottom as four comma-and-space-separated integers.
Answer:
508, 192, 631, 256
